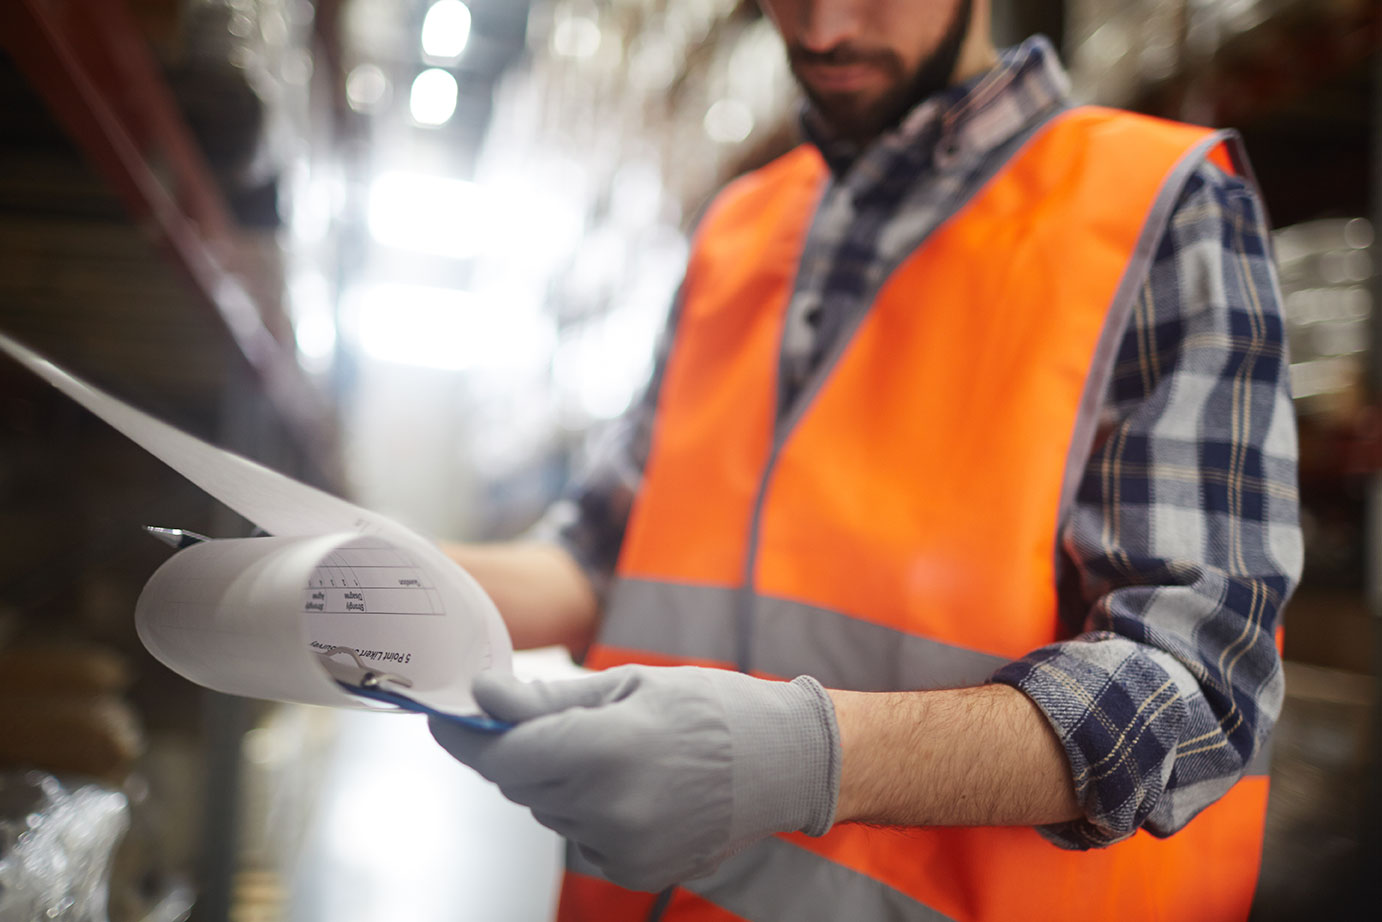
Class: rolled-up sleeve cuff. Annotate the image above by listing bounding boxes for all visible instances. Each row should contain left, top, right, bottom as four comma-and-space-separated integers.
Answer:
990, 635, 1188, 850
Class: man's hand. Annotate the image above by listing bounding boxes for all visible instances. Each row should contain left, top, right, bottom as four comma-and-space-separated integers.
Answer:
429, 666, 841, 892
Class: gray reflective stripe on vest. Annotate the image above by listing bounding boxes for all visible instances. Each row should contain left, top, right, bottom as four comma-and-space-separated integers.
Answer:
602, 577, 1006, 692
567, 836, 957, 922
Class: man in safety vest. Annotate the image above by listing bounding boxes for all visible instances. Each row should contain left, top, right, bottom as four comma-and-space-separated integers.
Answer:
433, 1, 1301, 920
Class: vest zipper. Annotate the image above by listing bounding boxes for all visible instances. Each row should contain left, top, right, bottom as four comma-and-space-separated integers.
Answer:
730, 111, 1066, 675
644, 885, 675, 922
734, 176, 841, 674
736, 442, 782, 674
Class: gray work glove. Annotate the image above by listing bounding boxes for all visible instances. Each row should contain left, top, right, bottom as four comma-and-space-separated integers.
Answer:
428, 665, 841, 892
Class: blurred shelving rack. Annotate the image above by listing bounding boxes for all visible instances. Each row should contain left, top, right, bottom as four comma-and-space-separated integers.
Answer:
0, 0, 336, 462
0, 2, 344, 921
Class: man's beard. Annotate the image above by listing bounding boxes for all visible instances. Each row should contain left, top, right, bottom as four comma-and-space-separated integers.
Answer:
788, 0, 974, 144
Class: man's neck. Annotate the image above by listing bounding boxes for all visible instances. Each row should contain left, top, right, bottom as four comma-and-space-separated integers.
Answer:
953, 3, 1000, 85
954, 41, 1000, 85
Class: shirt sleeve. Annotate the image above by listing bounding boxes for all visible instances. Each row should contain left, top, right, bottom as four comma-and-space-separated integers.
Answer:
531, 292, 682, 603
990, 160, 1304, 849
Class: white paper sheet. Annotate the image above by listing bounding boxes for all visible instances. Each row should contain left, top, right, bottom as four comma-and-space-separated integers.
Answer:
0, 332, 511, 714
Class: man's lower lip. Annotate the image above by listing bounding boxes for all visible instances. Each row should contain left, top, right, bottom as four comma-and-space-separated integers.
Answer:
797, 62, 877, 92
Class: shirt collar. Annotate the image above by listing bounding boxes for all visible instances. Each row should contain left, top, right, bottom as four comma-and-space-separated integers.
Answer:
801, 34, 1072, 178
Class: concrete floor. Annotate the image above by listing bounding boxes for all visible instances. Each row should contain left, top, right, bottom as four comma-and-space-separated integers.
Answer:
287, 648, 585, 922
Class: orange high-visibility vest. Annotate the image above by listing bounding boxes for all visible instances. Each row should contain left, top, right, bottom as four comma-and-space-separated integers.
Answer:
562, 107, 1269, 922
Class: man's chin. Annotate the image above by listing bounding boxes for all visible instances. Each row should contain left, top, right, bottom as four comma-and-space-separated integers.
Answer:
807, 93, 902, 144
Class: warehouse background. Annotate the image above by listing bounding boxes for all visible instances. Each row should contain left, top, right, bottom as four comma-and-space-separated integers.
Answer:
0, 1, 1377, 920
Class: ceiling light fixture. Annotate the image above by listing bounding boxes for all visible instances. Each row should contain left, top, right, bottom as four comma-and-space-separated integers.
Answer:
409, 68, 458, 126
422, 0, 472, 60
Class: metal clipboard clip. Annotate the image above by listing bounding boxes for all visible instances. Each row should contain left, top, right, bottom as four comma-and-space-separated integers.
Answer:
315, 645, 414, 691
145, 525, 270, 548
145, 526, 212, 549
315, 646, 510, 733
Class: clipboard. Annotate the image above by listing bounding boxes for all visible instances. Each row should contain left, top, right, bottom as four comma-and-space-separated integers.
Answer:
316, 645, 512, 733
144, 525, 511, 733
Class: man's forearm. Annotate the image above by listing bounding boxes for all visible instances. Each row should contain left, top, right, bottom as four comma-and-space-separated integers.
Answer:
442, 542, 600, 652
827, 684, 1082, 828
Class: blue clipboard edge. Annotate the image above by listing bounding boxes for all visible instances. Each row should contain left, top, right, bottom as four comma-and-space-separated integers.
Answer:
335, 680, 512, 733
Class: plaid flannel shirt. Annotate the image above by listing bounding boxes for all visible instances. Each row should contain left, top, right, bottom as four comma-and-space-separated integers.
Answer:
546, 36, 1302, 849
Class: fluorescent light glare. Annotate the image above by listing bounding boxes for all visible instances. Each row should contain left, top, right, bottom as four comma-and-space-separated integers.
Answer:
704, 99, 753, 144
422, 1, 472, 60
295, 310, 337, 368
288, 270, 336, 372
346, 283, 554, 372
551, 17, 600, 58
409, 68, 458, 126
367, 170, 478, 259
346, 63, 389, 112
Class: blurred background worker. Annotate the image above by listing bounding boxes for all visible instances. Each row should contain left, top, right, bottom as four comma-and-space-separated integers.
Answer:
432, 1, 1302, 920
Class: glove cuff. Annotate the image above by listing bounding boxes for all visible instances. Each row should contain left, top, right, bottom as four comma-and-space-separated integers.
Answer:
721, 674, 841, 844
